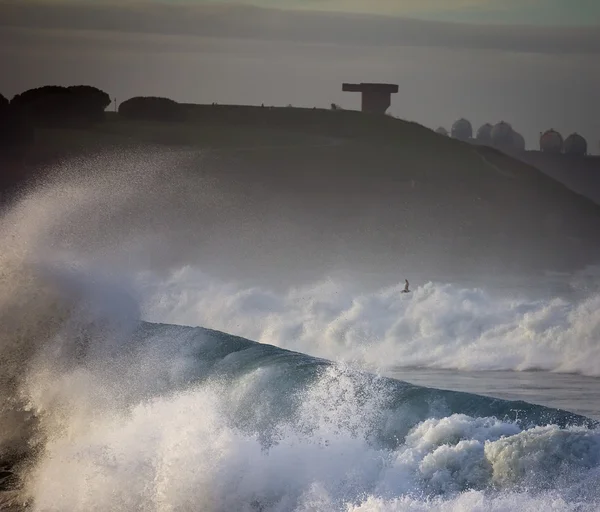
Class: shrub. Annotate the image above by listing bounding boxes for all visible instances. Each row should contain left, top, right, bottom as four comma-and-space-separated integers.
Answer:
118, 96, 184, 122
10, 85, 111, 125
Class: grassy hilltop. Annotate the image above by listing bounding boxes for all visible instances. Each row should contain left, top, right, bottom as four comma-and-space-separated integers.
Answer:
22, 104, 441, 163
4, 102, 600, 286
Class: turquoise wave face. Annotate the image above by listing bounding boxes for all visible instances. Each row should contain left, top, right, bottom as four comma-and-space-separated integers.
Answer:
0, 253, 598, 510
135, 322, 598, 434
15, 321, 599, 511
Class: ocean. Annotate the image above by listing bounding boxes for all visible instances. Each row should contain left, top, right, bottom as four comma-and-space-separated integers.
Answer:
1, 154, 600, 511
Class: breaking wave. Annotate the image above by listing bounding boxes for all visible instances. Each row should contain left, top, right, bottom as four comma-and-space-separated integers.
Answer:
137, 266, 600, 377
0, 258, 598, 511
1, 150, 600, 511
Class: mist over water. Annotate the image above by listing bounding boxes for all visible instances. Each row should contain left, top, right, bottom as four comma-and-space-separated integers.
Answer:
2, 151, 600, 511
137, 266, 600, 377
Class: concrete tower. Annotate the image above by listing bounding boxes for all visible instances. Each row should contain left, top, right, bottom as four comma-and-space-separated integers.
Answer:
342, 83, 399, 114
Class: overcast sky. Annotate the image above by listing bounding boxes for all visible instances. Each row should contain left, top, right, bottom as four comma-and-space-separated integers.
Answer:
1, 0, 599, 150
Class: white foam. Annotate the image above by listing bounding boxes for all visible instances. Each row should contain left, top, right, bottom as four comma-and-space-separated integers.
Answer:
1, 254, 597, 511
3, 151, 600, 511
346, 492, 598, 512
25, 362, 600, 511
136, 266, 600, 376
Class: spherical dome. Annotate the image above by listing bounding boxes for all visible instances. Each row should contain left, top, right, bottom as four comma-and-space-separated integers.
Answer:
511, 131, 526, 152
475, 123, 493, 145
490, 121, 514, 148
563, 133, 587, 156
540, 129, 563, 154
435, 126, 448, 136
451, 118, 473, 141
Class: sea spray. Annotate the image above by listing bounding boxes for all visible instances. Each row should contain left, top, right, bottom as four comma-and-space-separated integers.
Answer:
136, 265, 600, 377
2, 150, 600, 511
18, 321, 600, 511
0, 250, 597, 510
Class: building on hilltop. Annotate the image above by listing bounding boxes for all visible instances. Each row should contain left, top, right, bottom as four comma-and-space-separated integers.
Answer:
476, 123, 493, 145
451, 118, 473, 141
490, 121, 514, 149
342, 83, 399, 114
540, 129, 564, 154
564, 133, 588, 156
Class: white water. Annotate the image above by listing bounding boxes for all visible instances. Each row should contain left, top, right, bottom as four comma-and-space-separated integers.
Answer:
2, 151, 600, 511
136, 265, 600, 377
19, 314, 600, 512
5, 150, 600, 380
27, 378, 600, 512
12, 279, 600, 512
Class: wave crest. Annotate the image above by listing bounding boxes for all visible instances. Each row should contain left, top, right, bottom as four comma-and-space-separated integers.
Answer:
137, 266, 600, 377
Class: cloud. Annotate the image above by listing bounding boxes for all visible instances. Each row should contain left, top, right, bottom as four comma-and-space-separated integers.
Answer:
223, 0, 493, 16
164, 0, 600, 26
1, 1, 599, 55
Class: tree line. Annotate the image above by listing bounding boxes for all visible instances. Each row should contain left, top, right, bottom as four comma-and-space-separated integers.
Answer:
1, 86, 182, 155
2, 86, 185, 133
0, 86, 190, 199
1, 85, 110, 197
11, 85, 112, 125
1, 85, 113, 157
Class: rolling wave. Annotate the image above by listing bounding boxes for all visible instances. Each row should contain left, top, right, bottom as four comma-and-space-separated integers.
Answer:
0, 258, 598, 511
2, 151, 600, 510
137, 265, 600, 377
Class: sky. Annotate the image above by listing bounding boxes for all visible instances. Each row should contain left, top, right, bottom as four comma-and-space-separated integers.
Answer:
146, 0, 600, 26
1, 0, 599, 150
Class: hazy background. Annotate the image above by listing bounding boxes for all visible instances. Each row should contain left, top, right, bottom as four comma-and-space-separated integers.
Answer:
1, 0, 599, 151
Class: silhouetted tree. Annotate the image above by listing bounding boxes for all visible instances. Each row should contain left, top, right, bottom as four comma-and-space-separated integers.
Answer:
11, 86, 70, 125
1, 96, 35, 197
0, 93, 12, 149
10, 85, 110, 126
118, 96, 184, 121
68, 85, 111, 122
1, 93, 33, 152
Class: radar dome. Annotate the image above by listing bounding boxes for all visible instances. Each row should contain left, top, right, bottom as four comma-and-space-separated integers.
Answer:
511, 131, 526, 152
435, 126, 449, 136
451, 118, 473, 141
490, 121, 514, 148
475, 123, 493, 145
540, 129, 563, 154
563, 133, 587, 156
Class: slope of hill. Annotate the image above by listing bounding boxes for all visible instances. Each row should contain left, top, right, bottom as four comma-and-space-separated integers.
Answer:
515, 151, 600, 206
4, 105, 600, 289
195, 137, 600, 285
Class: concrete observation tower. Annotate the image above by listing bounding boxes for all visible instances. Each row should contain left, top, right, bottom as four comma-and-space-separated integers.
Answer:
342, 83, 399, 114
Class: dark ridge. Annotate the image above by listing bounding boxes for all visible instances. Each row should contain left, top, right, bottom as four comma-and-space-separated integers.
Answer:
1, 100, 600, 285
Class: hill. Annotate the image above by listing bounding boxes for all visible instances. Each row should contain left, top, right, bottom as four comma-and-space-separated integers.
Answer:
515, 151, 600, 206
4, 104, 600, 289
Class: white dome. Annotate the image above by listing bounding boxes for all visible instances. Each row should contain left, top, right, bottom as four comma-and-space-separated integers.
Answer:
475, 123, 493, 144
490, 121, 514, 148
540, 129, 563, 154
563, 133, 587, 156
451, 118, 473, 141
435, 126, 449, 136
511, 131, 526, 152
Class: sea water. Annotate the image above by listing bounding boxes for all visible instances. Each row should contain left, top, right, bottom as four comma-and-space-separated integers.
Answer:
2, 152, 600, 511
